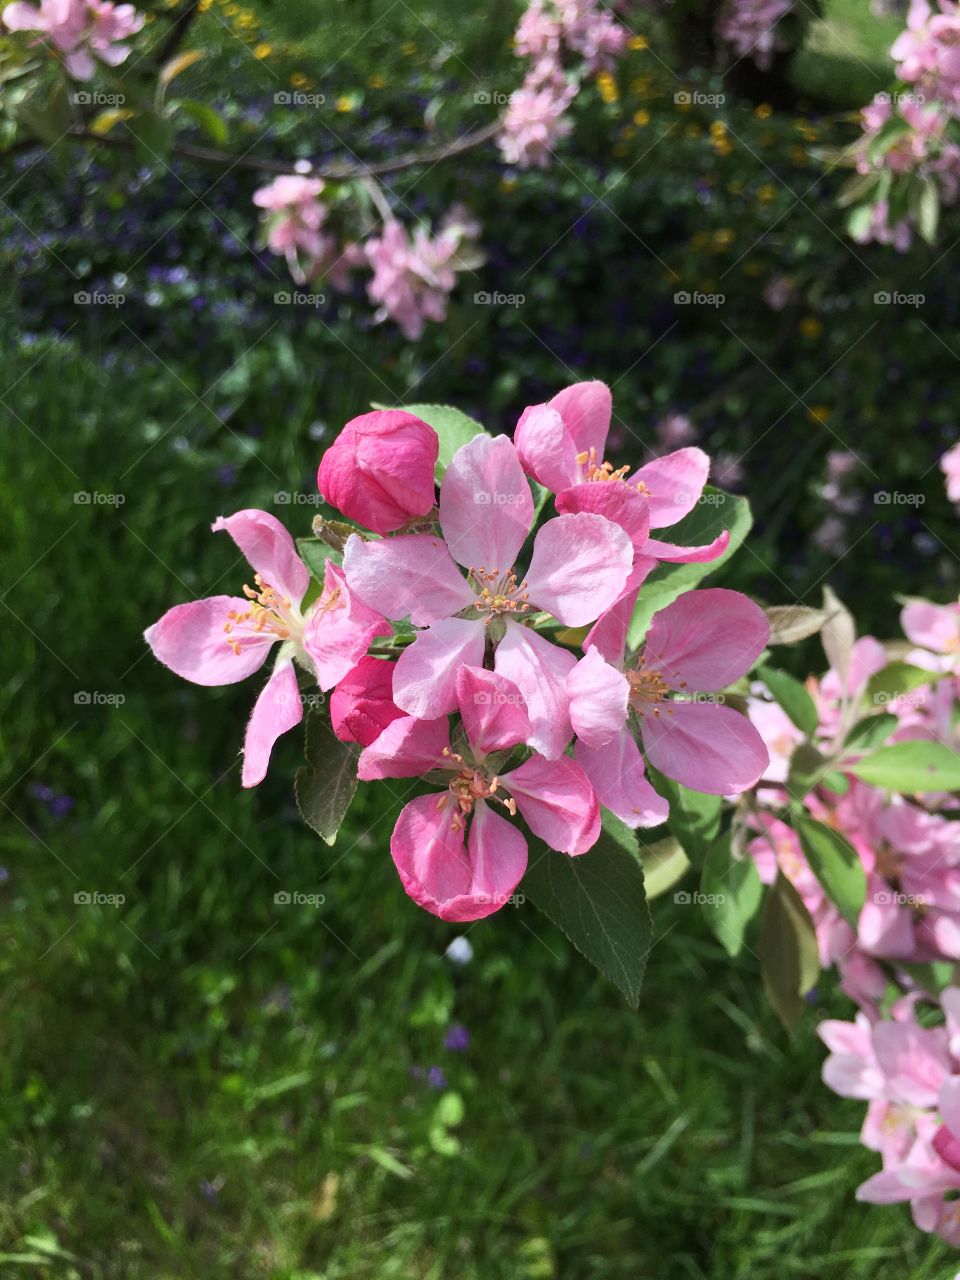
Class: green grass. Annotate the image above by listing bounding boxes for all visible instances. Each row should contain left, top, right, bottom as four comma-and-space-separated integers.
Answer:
1, 317, 957, 1279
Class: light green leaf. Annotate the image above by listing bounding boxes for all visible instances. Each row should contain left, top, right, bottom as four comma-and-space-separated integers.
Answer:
521, 812, 652, 1007
844, 713, 898, 753
400, 402, 489, 480
174, 98, 229, 147
759, 873, 820, 1033
637, 835, 690, 900
295, 711, 359, 845
700, 834, 763, 957
793, 814, 867, 926
628, 488, 752, 647
648, 767, 722, 866
866, 661, 940, 708
848, 740, 960, 794
757, 664, 818, 738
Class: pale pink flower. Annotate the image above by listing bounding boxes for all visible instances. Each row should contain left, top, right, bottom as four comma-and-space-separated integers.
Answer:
317, 409, 439, 534
902, 597, 960, 658
891, 0, 960, 108
364, 210, 479, 340
329, 655, 404, 747
717, 0, 794, 70
498, 74, 575, 168
3, 0, 142, 79
342, 433, 633, 757
747, 693, 804, 783
358, 664, 599, 921
655, 413, 697, 450
252, 175, 329, 284
940, 440, 960, 503
145, 509, 390, 786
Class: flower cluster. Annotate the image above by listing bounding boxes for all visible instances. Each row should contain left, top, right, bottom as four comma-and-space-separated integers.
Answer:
500, 0, 629, 168
891, 0, 960, 110
146, 381, 770, 922
2, 0, 143, 80
716, 0, 794, 71
251, 177, 481, 339
745, 596, 960, 1242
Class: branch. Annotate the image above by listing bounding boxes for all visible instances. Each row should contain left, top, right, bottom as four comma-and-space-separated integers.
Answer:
62, 118, 503, 180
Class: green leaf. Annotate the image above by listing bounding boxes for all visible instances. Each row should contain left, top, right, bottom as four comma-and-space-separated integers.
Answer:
400, 403, 489, 480
757, 664, 818, 738
637, 835, 689, 900
793, 815, 867, 927
917, 176, 940, 245
848, 740, 960, 794
521, 812, 652, 1008
764, 605, 827, 646
759, 873, 820, 1033
844, 713, 898, 753
700, 834, 763, 957
126, 111, 175, 163
785, 741, 831, 808
820, 586, 855, 690
296, 536, 338, 582
174, 98, 229, 147
628, 489, 752, 647
295, 710, 359, 845
648, 767, 722, 865
865, 661, 940, 708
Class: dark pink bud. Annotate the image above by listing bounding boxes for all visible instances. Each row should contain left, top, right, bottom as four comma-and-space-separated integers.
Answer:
330, 656, 404, 746
317, 410, 438, 534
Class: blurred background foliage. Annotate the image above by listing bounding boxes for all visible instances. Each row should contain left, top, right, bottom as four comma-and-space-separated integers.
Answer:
1, 0, 959, 1275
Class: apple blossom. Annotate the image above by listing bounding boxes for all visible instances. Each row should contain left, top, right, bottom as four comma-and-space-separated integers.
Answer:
2, 0, 143, 79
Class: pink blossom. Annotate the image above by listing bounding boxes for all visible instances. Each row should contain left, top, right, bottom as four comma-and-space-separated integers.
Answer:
891, 0, 960, 108
940, 440, 960, 503
317, 409, 439, 534
358, 665, 599, 921
252, 175, 329, 284
498, 74, 575, 168
747, 693, 804, 783
763, 274, 794, 310
851, 198, 913, 252
342, 433, 633, 756
902, 597, 960, 659
655, 413, 697, 450
717, 0, 794, 71
364, 210, 480, 340
515, 380, 732, 565
144, 509, 389, 786
576, 588, 770, 822
3, 0, 143, 79
329, 655, 404, 747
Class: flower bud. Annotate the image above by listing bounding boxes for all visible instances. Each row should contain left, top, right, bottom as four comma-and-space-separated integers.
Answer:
330, 656, 404, 746
317, 410, 438, 534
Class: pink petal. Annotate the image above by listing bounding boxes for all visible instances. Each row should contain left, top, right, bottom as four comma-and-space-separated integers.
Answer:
643, 531, 730, 563
583, 558, 656, 663
342, 532, 474, 626
329, 656, 404, 747
940, 1076, 960, 1139
241, 658, 303, 787
514, 403, 580, 492
357, 714, 451, 780
455, 666, 530, 756
548, 379, 611, 460
526, 513, 633, 626
145, 596, 271, 685
390, 794, 527, 921
643, 588, 770, 690
500, 754, 600, 855
902, 601, 960, 654
575, 729, 669, 828
439, 433, 533, 572
632, 447, 709, 528
566, 646, 628, 748
304, 560, 391, 691
873, 1022, 951, 1107
392, 617, 486, 718
640, 700, 769, 794
2, 2, 43, 30
494, 621, 575, 759
212, 509, 309, 606
555, 481, 650, 550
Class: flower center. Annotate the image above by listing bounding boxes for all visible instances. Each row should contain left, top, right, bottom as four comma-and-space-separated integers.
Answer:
576, 447, 650, 494
436, 749, 517, 832
470, 567, 531, 623
224, 574, 303, 654
626, 662, 675, 716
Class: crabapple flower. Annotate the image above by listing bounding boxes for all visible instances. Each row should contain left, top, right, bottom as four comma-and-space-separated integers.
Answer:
317, 409, 439, 534
343, 433, 633, 755
576, 588, 770, 820
891, 0, 960, 109
329, 655, 404, 747
252, 176, 329, 284
2, 0, 143, 79
144, 509, 389, 786
717, 0, 794, 71
940, 440, 960, 504
515, 380, 731, 564
358, 664, 600, 921
902, 597, 960, 663
498, 77, 576, 168
365, 210, 480, 340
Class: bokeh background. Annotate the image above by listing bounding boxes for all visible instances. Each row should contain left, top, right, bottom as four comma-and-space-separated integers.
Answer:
2, 0, 960, 1275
